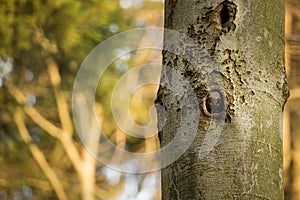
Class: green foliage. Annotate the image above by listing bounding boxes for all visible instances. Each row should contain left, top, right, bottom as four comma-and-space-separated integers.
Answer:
0, 0, 129, 73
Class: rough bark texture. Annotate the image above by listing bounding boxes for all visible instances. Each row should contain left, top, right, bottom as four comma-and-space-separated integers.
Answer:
157, 0, 288, 199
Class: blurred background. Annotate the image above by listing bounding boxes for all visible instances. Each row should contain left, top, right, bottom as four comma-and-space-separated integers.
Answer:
285, 0, 300, 199
0, 0, 163, 199
0, 0, 298, 199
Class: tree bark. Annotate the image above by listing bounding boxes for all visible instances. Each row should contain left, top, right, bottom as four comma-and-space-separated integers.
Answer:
158, 0, 288, 199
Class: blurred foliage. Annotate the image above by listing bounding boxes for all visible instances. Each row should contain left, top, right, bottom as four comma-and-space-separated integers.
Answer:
0, 0, 130, 199
0, 0, 130, 84
0, 0, 163, 199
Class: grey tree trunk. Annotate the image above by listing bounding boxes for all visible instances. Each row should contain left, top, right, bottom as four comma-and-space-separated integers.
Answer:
157, 0, 288, 199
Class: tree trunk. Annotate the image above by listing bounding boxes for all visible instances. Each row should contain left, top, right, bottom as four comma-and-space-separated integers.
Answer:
158, 0, 288, 199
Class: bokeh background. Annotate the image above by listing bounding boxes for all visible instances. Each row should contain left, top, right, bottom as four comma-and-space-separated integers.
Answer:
0, 0, 298, 199
285, 0, 300, 199
0, 1, 163, 199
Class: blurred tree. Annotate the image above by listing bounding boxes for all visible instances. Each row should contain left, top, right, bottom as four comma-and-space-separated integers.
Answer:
284, 1, 300, 199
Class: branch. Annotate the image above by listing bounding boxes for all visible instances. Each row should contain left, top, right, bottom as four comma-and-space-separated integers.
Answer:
5, 82, 26, 104
14, 109, 68, 200
26, 178, 52, 191
6, 83, 83, 174
6, 82, 60, 138
24, 106, 61, 138
47, 60, 73, 135
59, 133, 84, 175
26, 104, 83, 175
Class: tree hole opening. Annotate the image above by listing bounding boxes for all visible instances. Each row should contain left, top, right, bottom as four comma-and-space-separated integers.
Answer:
205, 97, 212, 114
204, 90, 224, 115
220, 5, 230, 26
